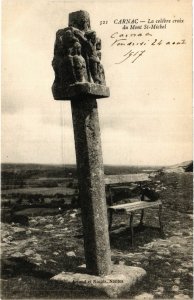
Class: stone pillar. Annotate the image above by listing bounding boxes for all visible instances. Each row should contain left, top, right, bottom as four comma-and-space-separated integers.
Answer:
51, 11, 147, 295
51, 9, 112, 276
71, 95, 111, 276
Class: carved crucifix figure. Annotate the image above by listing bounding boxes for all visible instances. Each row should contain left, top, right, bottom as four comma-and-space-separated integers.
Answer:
52, 10, 107, 99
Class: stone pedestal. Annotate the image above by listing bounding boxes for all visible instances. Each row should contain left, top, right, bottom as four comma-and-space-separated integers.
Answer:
51, 265, 146, 298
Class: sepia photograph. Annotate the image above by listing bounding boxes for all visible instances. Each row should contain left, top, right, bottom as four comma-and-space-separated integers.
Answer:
1, 0, 193, 299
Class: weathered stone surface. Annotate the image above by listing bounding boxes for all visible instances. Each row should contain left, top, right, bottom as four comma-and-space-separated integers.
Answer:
71, 96, 111, 276
69, 10, 90, 31
52, 10, 107, 99
51, 265, 146, 298
53, 82, 110, 100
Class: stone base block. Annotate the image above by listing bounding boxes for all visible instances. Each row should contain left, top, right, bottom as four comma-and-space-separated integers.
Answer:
52, 82, 110, 100
51, 264, 146, 298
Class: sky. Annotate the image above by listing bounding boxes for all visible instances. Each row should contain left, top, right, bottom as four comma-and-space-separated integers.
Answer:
2, 0, 192, 166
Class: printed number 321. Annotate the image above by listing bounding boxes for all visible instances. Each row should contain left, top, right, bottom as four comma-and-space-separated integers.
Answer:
100, 20, 108, 25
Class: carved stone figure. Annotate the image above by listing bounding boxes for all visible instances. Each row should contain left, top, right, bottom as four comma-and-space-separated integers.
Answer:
52, 10, 107, 98
61, 48, 76, 85
97, 51, 106, 85
84, 30, 101, 83
72, 41, 87, 82
62, 29, 79, 55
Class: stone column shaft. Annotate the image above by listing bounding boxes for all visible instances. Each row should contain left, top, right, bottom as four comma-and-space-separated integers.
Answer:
71, 96, 112, 276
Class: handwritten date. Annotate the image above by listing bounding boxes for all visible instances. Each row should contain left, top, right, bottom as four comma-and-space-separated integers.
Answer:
115, 50, 146, 64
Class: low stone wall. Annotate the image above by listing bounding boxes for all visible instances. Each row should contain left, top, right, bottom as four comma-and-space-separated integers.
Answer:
154, 173, 193, 214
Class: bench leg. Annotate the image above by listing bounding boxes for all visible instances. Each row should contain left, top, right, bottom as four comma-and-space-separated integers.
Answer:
158, 204, 165, 237
108, 210, 113, 231
130, 212, 134, 247
139, 209, 144, 227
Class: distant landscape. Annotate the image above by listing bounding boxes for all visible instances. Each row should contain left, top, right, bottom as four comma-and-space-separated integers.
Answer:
1, 163, 160, 216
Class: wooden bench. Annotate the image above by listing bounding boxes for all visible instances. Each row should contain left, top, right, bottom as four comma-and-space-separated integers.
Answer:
105, 174, 164, 246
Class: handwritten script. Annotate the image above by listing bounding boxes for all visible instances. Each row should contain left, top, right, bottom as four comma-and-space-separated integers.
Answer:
110, 32, 186, 64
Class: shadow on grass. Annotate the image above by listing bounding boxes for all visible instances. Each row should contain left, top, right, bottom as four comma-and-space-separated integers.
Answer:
1, 255, 86, 280
1, 258, 108, 299
110, 225, 164, 251
1, 257, 54, 279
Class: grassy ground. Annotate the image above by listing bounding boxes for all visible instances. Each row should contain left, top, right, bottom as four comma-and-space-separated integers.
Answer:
1, 172, 193, 299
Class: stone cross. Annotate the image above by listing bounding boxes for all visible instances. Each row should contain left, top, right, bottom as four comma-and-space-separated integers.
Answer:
52, 10, 111, 276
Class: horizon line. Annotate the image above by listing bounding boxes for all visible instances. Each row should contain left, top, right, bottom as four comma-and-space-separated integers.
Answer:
1, 160, 192, 167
